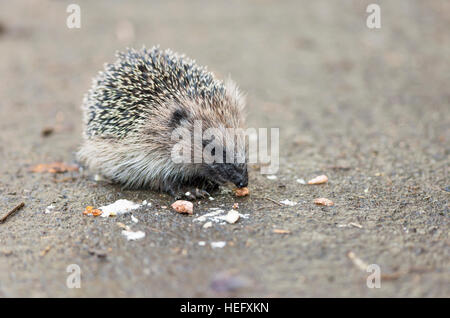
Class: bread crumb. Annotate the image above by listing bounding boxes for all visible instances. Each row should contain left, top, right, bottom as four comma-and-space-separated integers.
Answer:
234, 187, 249, 197
171, 200, 194, 214
314, 198, 334, 206
308, 175, 328, 185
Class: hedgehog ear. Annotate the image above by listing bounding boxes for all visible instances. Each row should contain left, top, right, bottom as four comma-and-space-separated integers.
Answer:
224, 76, 246, 113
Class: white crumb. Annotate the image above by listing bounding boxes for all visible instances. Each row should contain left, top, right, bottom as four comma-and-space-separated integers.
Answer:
280, 199, 297, 206
296, 178, 306, 184
194, 209, 248, 224
193, 210, 225, 222
131, 215, 138, 223
203, 221, 213, 229
121, 230, 145, 241
220, 209, 240, 224
198, 241, 206, 246
99, 199, 141, 217
45, 204, 55, 214
267, 175, 277, 180
211, 241, 226, 249
94, 174, 106, 181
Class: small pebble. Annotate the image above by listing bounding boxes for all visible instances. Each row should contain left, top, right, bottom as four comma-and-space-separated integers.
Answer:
171, 200, 194, 214
308, 175, 328, 185
314, 198, 334, 206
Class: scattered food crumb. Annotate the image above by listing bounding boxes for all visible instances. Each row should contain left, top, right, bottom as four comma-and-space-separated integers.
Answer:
91, 209, 103, 216
273, 229, 291, 234
203, 221, 213, 229
222, 209, 240, 224
198, 241, 206, 246
121, 230, 146, 241
349, 222, 363, 229
266, 175, 277, 180
40, 245, 51, 257
99, 199, 141, 217
194, 210, 224, 222
232, 203, 239, 209
82, 206, 104, 217
208, 197, 215, 201
211, 241, 226, 249
171, 200, 194, 214
131, 215, 138, 223
314, 198, 334, 206
116, 222, 130, 231
45, 204, 55, 214
347, 251, 369, 271
194, 209, 248, 224
234, 187, 249, 197
280, 199, 297, 206
83, 206, 93, 215
30, 162, 79, 174
308, 175, 328, 185
296, 178, 306, 184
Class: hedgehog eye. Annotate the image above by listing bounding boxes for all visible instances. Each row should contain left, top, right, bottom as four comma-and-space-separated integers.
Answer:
169, 108, 188, 128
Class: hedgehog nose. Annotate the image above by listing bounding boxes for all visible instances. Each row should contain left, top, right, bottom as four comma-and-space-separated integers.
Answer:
237, 180, 247, 188
235, 174, 248, 188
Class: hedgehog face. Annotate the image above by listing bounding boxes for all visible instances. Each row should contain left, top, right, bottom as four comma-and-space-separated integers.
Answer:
202, 134, 248, 188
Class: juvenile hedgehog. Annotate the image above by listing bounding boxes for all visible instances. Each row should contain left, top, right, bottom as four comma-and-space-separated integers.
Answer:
77, 46, 248, 199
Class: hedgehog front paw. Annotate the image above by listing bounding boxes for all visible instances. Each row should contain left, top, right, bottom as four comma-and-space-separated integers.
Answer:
175, 188, 210, 201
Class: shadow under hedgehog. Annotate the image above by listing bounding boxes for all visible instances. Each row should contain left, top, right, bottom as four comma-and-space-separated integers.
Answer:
77, 46, 248, 199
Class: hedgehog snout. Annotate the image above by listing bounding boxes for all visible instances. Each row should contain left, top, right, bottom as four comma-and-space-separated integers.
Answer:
234, 168, 248, 188
210, 163, 248, 188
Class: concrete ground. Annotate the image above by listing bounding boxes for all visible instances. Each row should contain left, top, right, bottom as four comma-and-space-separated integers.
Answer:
0, 0, 448, 297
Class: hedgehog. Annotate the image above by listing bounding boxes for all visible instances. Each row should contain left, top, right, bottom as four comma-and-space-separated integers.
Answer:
77, 46, 248, 199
